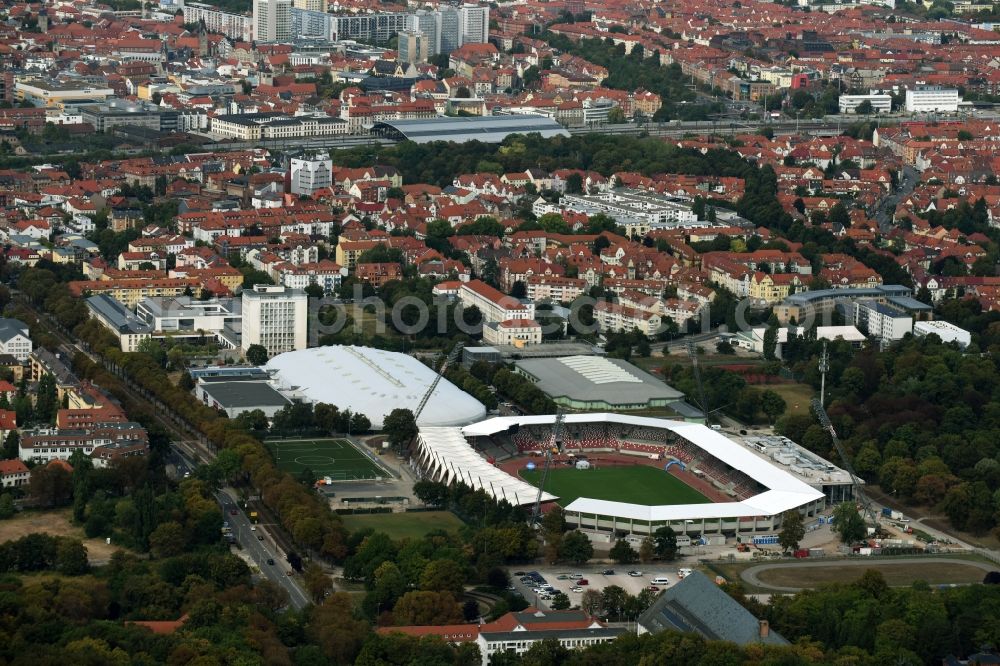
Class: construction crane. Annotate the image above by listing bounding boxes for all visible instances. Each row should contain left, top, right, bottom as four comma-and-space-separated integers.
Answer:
818, 341, 830, 408
811, 398, 879, 528
686, 341, 711, 424
404, 343, 464, 458
413, 343, 464, 423
531, 408, 566, 525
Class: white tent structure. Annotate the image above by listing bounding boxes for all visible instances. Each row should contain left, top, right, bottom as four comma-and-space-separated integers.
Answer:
265, 346, 486, 428
415, 427, 556, 506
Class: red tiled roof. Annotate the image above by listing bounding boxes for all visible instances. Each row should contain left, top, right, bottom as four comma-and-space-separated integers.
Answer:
0, 459, 27, 476
376, 624, 478, 642
127, 614, 189, 635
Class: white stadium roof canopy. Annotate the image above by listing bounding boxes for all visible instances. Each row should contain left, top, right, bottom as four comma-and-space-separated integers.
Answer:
265, 346, 486, 429
415, 427, 556, 506
463, 414, 825, 521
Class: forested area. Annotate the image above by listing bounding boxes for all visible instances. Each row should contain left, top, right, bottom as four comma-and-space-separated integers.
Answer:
538, 32, 724, 122
775, 331, 1000, 536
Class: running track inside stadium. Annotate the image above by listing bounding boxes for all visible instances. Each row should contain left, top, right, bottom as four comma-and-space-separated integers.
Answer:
498, 452, 742, 512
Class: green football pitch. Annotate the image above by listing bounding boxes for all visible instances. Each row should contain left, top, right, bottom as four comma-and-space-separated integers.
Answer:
520, 465, 712, 507
266, 438, 390, 480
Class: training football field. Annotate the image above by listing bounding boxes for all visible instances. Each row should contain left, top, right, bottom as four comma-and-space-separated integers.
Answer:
520, 465, 712, 507
266, 438, 390, 480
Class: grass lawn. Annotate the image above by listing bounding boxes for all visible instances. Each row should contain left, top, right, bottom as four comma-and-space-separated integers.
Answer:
0, 509, 124, 563
755, 560, 988, 588
266, 438, 390, 480
341, 511, 466, 540
760, 383, 814, 418
520, 465, 711, 507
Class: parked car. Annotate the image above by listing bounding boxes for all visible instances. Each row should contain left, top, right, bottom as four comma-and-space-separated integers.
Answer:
602, 569, 615, 575
570, 586, 583, 593
514, 571, 526, 576
570, 573, 583, 579
577, 579, 589, 586
627, 571, 643, 577
647, 585, 660, 592
230, 509, 238, 515
557, 574, 569, 580
266, 558, 275, 565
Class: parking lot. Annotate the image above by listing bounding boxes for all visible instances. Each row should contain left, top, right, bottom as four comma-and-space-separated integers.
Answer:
509, 562, 690, 609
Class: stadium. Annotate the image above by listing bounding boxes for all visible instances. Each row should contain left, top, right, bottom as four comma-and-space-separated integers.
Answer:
415, 414, 832, 538
265, 345, 487, 429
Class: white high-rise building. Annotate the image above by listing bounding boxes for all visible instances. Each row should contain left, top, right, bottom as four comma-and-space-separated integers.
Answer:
289, 154, 333, 196
183, 2, 254, 42
459, 4, 488, 45
292, 0, 325, 12
253, 0, 291, 43
241, 285, 308, 356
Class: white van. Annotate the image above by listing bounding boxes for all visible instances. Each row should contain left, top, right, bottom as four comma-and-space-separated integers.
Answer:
651, 576, 671, 585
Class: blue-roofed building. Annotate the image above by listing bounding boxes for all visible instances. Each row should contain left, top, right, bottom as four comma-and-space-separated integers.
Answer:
638, 571, 789, 646
774, 284, 912, 326
854, 298, 913, 347
886, 295, 934, 318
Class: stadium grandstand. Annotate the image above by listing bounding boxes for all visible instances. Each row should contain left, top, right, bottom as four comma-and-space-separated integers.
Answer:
414, 427, 556, 506
416, 414, 832, 537
370, 114, 570, 144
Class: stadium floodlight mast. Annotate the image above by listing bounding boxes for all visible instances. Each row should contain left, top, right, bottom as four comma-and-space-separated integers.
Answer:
818, 341, 830, 407
531, 408, 566, 525
686, 341, 710, 422
685, 341, 731, 424
811, 398, 879, 529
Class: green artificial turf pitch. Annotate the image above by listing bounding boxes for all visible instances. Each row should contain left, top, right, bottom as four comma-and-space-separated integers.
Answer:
340, 511, 466, 540
520, 464, 712, 507
266, 438, 389, 480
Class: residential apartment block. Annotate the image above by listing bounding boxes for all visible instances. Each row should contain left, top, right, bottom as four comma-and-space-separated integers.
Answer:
458, 279, 535, 324
854, 299, 913, 346
595, 301, 662, 337
19, 423, 150, 468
